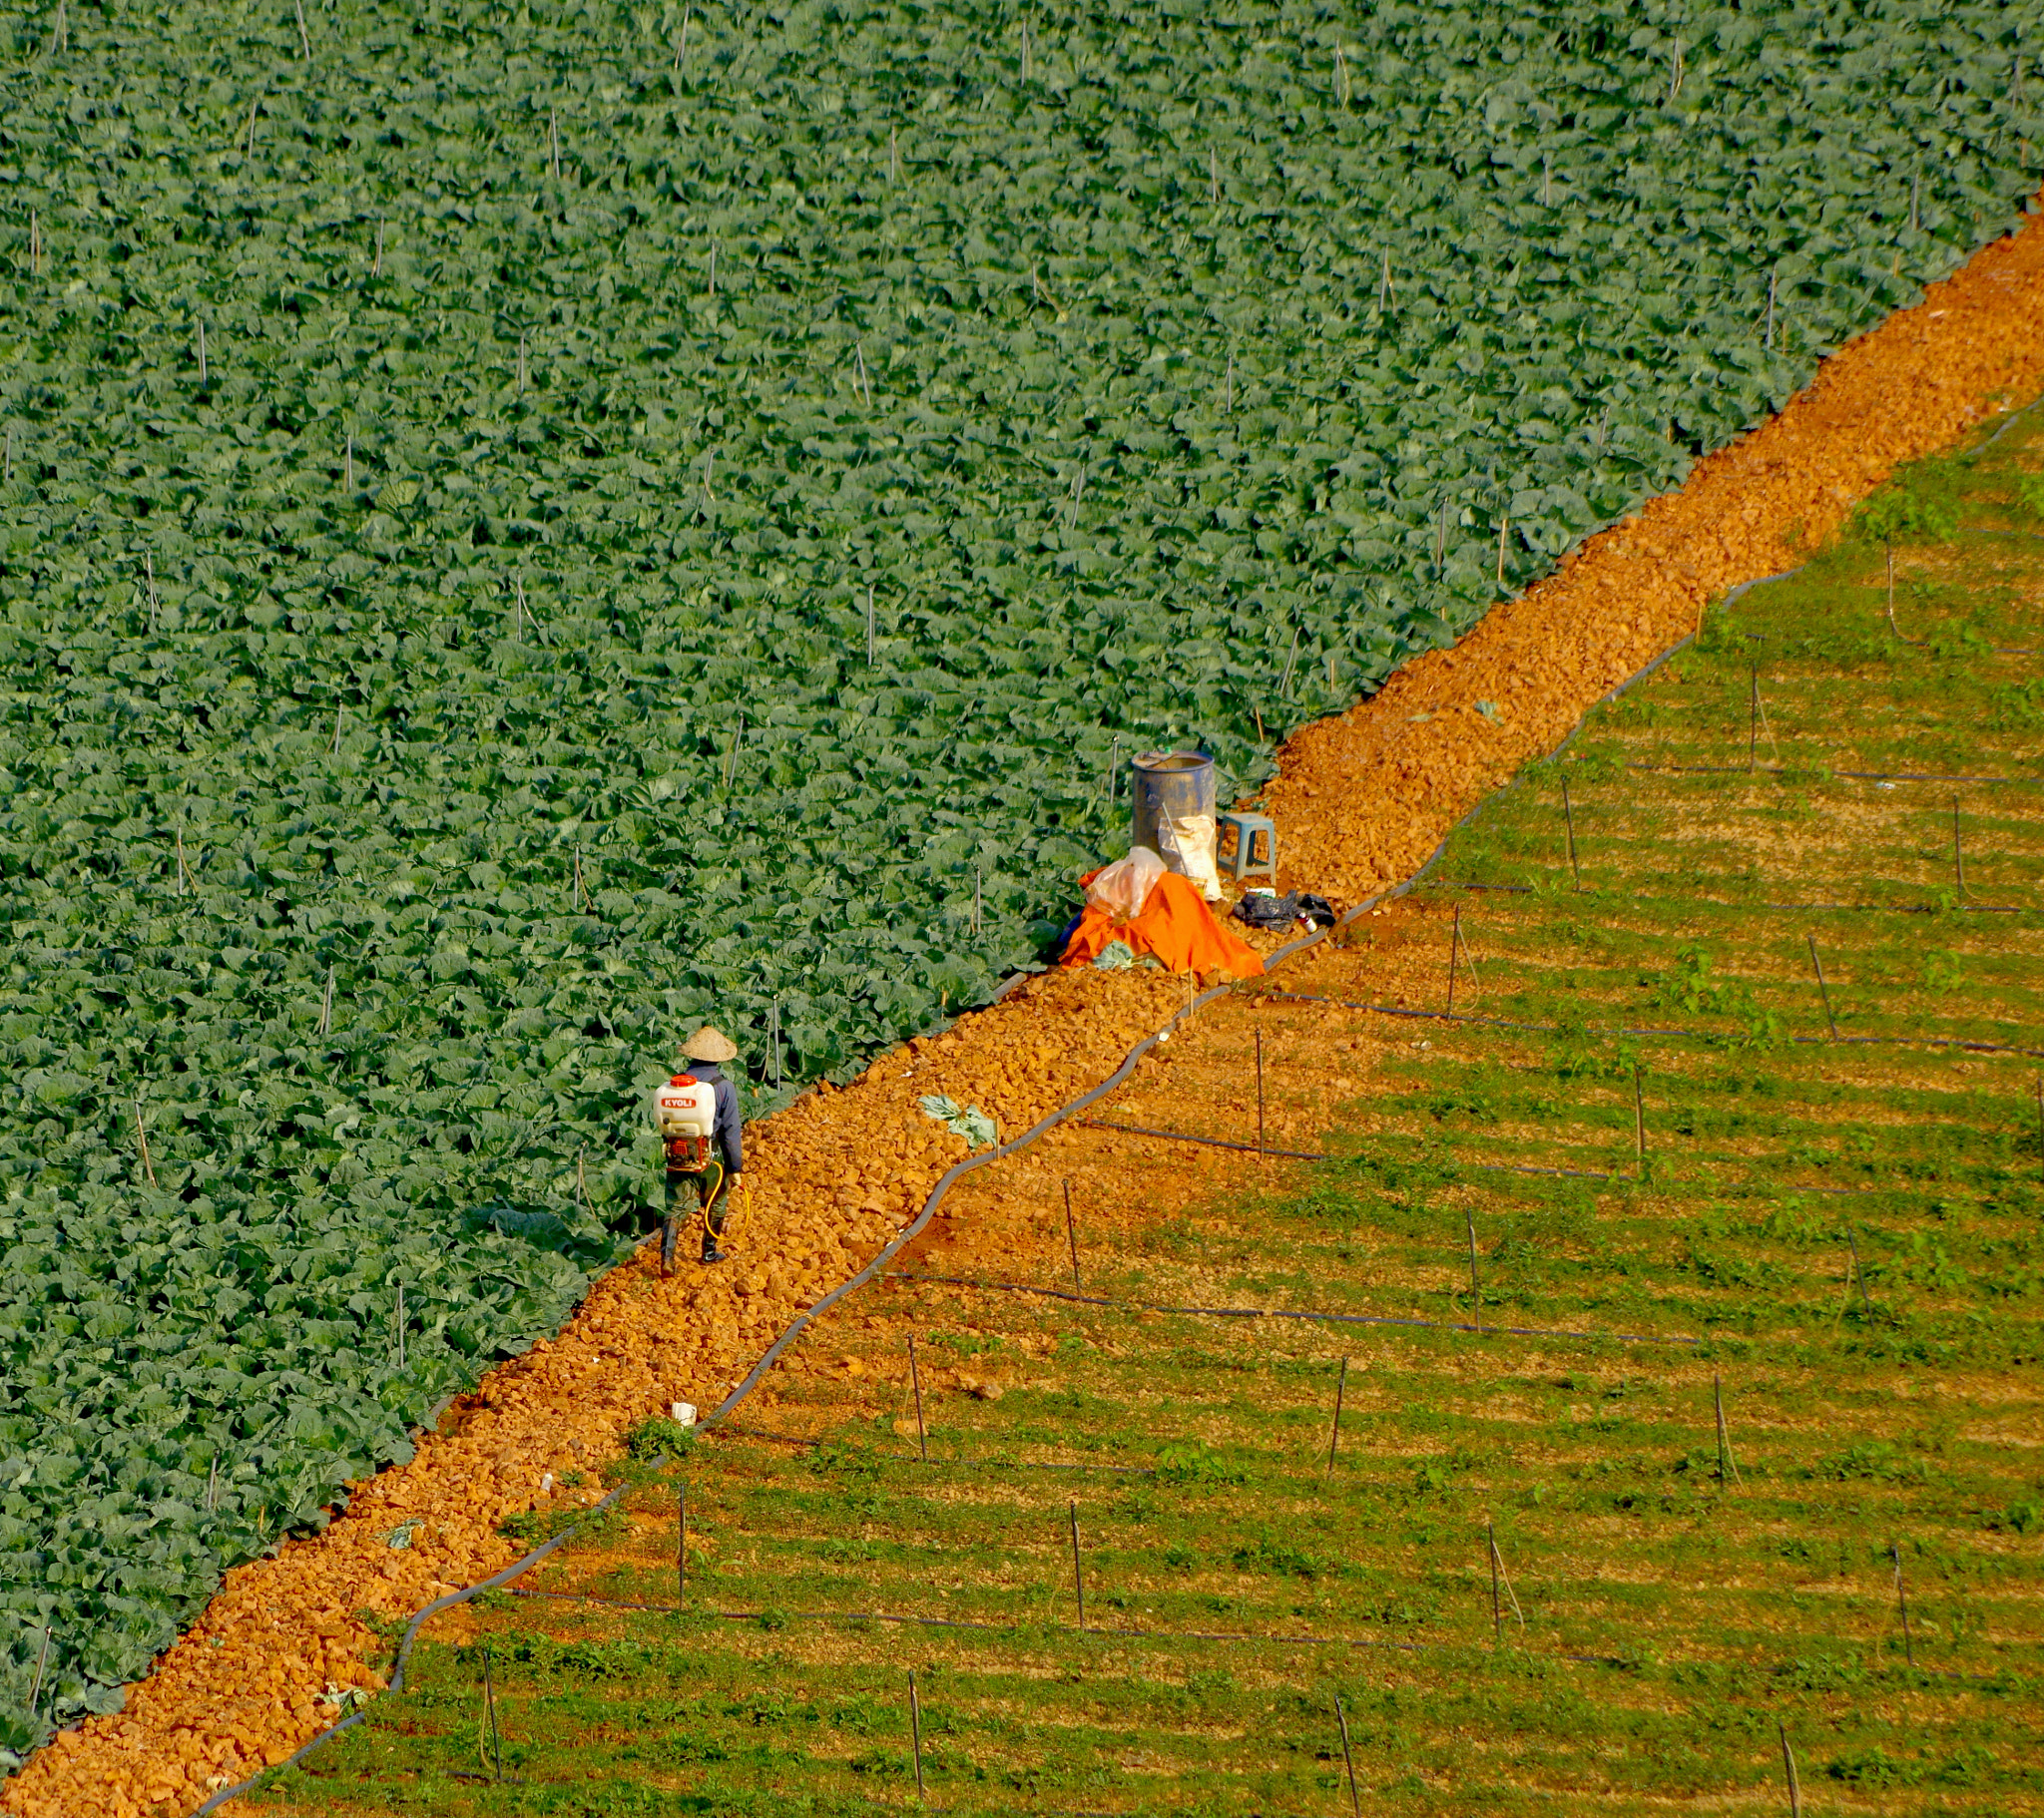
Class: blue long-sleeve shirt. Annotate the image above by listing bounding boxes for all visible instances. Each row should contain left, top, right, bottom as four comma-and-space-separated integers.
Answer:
678, 1061, 743, 1173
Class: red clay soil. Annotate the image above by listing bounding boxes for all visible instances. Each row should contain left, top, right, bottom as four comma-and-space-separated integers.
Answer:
10, 217, 2044, 1818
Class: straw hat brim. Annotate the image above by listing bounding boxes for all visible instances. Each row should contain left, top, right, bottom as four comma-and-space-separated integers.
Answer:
683, 1027, 740, 1063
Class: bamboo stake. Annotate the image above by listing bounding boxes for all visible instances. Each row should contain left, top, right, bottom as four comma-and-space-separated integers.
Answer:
1748, 663, 1759, 770
1324, 1355, 1347, 1478
29, 210, 39, 276
973, 865, 982, 937
144, 553, 159, 630
1633, 1064, 1648, 1181
907, 1336, 928, 1462
394, 1283, 404, 1371
1487, 1520, 1503, 1642
483, 1644, 503, 1781
1445, 904, 1460, 1013
517, 334, 526, 393
344, 434, 353, 490
1068, 1501, 1087, 1629
908, 1670, 926, 1799
1062, 1178, 1082, 1292
331, 702, 343, 754
1378, 247, 1391, 311
890, 123, 898, 183
675, 3, 690, 68
28, 1627, 49, 1715
1210, 146, 1219, 207
1765, 267, 1778, 349
176, 828, 189, 895
1806, 934, 1837, 1040
1465, 1209, 1481, 1335
677, 1483, 687, 1600
1334, 1695, 1361, 1817
1952, 797, 1965, 897
1845, 1225, 1874, 1313
855, 341, 871, 406
866, 585, 875, 666
3, 422, 12, 482
708, 241, 717, 298
1892, 1542, 1915, 1665
318, 964, 334, 1037
245, 89, 260, 159
549, 108, 562, 181
1561, 777, 1581, 888
1779, 1719, 1802, 1818
1714, 1374, 1743, 1487
1496, 510, 1509, 589
206, 1456, 219, 1512
1490, 1524, 1526, 1631
197, 318, 208, 385
134, 1101, 158, 1188
1255, 1026, 1266, 1157
372, 219, 384, 276
294, 0, 310, 57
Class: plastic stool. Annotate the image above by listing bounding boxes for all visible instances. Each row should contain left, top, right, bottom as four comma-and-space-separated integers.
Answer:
1218, 810, 1278, 882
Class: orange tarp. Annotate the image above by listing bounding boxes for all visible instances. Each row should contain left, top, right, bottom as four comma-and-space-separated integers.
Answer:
1060, 869, 1267, 977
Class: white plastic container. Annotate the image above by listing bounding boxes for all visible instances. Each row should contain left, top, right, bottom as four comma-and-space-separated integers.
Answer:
655, 1075, 717, 1141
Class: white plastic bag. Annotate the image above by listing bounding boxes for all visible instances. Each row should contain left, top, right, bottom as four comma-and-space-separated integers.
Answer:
1085, 847, 1167, 921
1157, 812, 1224, 902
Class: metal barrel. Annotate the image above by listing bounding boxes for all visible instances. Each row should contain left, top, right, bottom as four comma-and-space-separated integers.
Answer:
1130, 749, 1216, 856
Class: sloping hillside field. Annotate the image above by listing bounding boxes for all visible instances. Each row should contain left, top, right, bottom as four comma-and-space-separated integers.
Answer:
0, 0, 2038, 1763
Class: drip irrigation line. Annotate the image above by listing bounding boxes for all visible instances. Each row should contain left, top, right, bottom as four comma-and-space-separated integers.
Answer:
1418, 880, 2024, 914
880, 1269, 1700, 1349
500, 1585, 1627, 1667
1079, 1118, 1326, 1159
714, 1423, 1154, 1474
1261, 991, 2044, 1060
1628, 761, 2038, 783
1977, 393, 2044, 448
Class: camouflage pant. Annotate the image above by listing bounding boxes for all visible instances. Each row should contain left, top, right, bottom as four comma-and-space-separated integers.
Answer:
663, 1157, 730, 1269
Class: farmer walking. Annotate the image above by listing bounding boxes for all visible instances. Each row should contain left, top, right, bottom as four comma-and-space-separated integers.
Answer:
655, 1027, 744, 1271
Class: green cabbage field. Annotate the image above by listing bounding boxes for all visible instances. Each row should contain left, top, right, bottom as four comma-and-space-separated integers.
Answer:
1, 0, 2038, 1760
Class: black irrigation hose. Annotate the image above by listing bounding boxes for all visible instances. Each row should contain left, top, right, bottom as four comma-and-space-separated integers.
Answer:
1078, 1118, 1328, 1160
174, 574, 1893, 1812
880, 1268, 1701, 1350
498, 1585, 1634, 1665
1261, 991, 2044, 1060
1420, 881, 2024, 914
1628, 761, 2038, 783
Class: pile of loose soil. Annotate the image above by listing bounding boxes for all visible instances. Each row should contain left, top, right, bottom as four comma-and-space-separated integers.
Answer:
9, 216, 2044, 1818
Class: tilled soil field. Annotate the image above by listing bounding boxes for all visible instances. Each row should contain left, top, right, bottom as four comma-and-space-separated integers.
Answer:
11, 201, 2044, 1818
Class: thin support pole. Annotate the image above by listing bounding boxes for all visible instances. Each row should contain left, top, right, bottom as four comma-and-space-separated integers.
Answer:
1952, 797, 1965, 897
1780, 1719, 1802, 1818
907, 1337, 929, 1463
1749, 663, 1759, 771
1893, 1543, 1914, 1666
394, 1283, 404, 1372
1496, 510, 1509, 589
1445, 904, 1461, 1014
177, 827, 189, 895
28, 1626, 50, 1715
1255, 1026, 1266, 1157
1633, 1065, 1648, 1182
1845, 1225, 1875, 1313
1324, 1356, 1348, 1479
1561, 777, 1581, 889
908, 1670, 926, 1800
866, 586, 875, 666
134, 1101, 158, 1189
1062, 1178, 1082, 1293
318, 964, 334, 1038
1334, 1695, 1362, 1818
1714, 1374, 1743, 1488
1806, 934, 1838, 1040
1465, 1210, 1482, 1336
677, 1484, 687, 1601
1487, 1521, 1503, 1643
1068, 1500, 1087, 1630
483, 1644, 503, 1782
206, 1456, 220, 1513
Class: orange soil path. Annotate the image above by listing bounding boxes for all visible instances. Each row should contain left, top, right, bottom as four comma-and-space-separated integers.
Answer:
10, 215, 2044, 1818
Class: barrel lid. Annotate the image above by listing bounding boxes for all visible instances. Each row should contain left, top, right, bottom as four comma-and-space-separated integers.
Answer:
1133, 749, 1211, 771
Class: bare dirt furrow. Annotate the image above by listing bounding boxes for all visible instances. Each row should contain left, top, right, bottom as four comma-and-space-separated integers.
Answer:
10, 215, 2044, 1818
